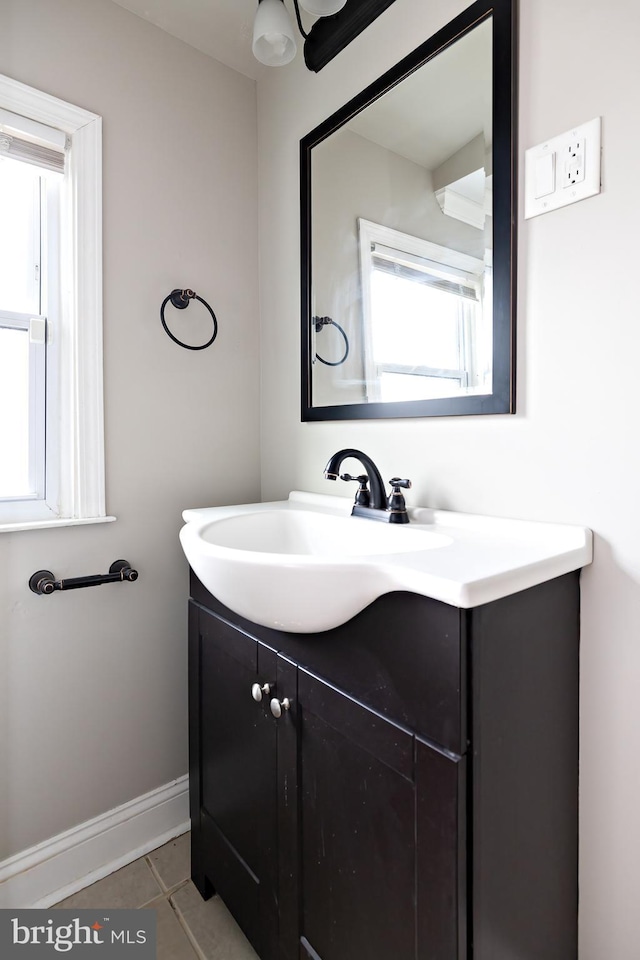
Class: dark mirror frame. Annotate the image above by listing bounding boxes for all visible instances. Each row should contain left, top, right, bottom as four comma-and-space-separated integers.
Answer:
300, 0, 517, 422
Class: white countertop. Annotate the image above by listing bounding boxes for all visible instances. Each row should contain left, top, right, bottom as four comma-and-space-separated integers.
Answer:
180, 492, 593, 632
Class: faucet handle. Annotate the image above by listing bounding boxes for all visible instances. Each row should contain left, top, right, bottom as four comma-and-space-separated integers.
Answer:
340, 473, 371, 507
387, 478, 411, 524
389, 477, 412, 490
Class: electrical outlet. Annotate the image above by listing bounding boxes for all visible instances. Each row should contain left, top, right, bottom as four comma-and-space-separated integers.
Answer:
563, 138, 585, 187
525, 118, 601, 218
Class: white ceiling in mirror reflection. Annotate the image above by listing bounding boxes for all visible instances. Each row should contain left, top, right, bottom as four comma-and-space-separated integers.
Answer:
347, 17, 492, 171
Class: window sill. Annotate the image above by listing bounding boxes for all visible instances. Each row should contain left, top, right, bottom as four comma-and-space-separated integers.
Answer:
0, 515, 116, 534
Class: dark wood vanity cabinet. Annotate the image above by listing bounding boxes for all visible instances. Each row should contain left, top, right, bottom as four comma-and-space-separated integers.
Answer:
188, 569, 580, 960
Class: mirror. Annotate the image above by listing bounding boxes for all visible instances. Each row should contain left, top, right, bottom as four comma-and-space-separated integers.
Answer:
301, 0, 516, 420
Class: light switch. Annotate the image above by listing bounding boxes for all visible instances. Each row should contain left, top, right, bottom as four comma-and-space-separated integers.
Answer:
534, 152, 555, 199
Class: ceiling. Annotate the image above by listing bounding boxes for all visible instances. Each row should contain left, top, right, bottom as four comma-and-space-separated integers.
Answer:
347, 18, 491, 172
110, 0, 267, 79
110, 2, 492, 175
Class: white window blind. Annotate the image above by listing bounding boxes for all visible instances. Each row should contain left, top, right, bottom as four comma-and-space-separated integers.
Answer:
0, 107, 66, 174
371, 242, 480, 301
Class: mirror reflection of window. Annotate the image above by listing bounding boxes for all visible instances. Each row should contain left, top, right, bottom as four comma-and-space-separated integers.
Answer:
359, 220, 491, 403
370, 270, 474, 402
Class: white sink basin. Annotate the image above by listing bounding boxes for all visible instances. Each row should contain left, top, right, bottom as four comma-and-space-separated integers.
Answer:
200, 508, 452, 557
180, 491, 592, 633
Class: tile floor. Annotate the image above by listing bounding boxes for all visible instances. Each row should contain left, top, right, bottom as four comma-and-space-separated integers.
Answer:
53, 833, 258, 960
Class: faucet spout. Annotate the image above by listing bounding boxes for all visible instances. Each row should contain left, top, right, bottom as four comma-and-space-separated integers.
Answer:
323, 448, 387, 511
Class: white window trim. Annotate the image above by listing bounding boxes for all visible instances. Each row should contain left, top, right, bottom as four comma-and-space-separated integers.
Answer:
0, 75, 114, 532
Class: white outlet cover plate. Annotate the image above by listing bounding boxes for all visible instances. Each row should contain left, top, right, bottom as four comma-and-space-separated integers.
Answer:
524, 117, 601, 219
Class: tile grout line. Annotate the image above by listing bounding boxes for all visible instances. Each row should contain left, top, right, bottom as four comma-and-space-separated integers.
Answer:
169, 893, 210, 960
138, 858, 204, 960
138, 878, 192, 910
144, 855, 169, 896
166, 878, 192, 897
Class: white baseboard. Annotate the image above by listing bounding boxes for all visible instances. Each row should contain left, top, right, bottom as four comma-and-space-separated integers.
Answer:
0, 775, 190, 909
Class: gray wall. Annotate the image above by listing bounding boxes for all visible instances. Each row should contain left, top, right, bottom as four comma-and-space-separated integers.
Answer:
256, 1, 640, 958
0, 0, 260, 858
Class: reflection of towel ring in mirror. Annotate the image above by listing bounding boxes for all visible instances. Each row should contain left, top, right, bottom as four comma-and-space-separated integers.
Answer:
160, 288, 218, 350
314, 316, 349, 366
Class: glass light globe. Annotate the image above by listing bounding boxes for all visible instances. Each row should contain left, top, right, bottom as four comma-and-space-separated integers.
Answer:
299, 0, 348, 16
253, 0, 297, 66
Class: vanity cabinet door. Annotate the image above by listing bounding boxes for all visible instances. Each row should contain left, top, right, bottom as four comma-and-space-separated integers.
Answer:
292, 666, 466, 960
191, 607, 280, 960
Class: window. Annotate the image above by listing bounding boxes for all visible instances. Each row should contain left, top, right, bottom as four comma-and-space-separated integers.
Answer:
0, 75, 111, 531
358, 219, 490, 404
0, 140, 53, 505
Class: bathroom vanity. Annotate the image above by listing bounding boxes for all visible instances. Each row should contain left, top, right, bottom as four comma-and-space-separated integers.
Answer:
187, 557, 583, 960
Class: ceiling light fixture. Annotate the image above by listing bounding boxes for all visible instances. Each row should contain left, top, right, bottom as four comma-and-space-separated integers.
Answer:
253, 0, 398, 72
252, 0, 347, 68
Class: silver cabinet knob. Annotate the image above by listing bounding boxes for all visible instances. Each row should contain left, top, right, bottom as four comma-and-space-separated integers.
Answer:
270, 697, 291, 719
251, 682, 271, 702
